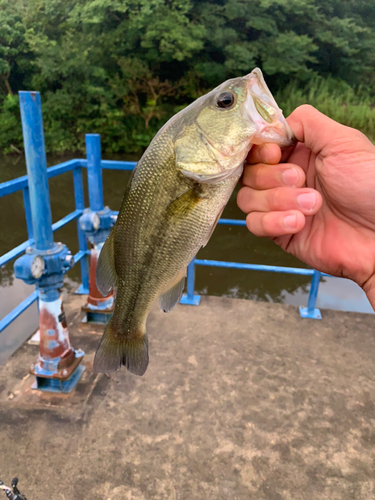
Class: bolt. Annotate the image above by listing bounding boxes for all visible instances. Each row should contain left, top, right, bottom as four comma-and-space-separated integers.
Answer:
26, 247, 32, 254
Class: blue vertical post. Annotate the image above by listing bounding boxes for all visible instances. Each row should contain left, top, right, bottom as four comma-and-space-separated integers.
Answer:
299, 270, 322, 319
16, 91, 85, 392
74, 133, 104, 295
86, 134, 104, 211
22, 185, 37, 311
73, 167, 90, 294
19, 92, 54, 252
180, 258, 201, 306
77, 133, 116, 322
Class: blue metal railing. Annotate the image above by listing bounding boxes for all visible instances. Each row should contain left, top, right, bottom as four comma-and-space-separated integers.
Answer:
0, 152, 326, 332
0, 100, 328, 334
0, 155, 137, 333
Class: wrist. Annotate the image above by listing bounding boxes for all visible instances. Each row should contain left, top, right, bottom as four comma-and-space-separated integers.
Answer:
363, 274, 375, 311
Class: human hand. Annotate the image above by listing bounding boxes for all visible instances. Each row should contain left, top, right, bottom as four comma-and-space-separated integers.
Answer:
237, 105, 375, 309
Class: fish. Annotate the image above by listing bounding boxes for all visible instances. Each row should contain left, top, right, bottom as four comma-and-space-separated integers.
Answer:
94, 68, 295, 376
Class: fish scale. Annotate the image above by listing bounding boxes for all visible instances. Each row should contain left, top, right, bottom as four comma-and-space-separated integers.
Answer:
93, 68, 295, 376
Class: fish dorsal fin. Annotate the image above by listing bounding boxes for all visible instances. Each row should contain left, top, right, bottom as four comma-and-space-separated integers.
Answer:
96, 229, 118, 296
159, 275, 186, 313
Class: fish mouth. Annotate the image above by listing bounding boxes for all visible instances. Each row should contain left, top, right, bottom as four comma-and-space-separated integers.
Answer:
244, 68, 297, 148
181, 162, 244, 184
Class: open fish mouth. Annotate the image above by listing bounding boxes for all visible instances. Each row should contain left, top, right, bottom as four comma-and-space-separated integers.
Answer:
244, 68, 296, 148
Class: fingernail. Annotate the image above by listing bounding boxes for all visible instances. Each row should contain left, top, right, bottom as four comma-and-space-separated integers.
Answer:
284, 214, 297, 229
297, 192, 317, 210
282, 168, 298, 186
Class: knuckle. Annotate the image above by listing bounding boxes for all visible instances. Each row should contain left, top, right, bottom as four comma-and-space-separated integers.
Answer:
245, 213, 260, 236
296, 167, 306, 185
262, 213, 278, 237
296, 104, 315, 115
246, 212, 272, 238
351, 128, 368, 143
268, 188, 281, 210
237, 187, 251, 211
252, 165, 263, 188
248, 147, 261, 164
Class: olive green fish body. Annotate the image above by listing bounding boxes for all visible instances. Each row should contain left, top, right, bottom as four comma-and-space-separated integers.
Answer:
94, 68, 295, 375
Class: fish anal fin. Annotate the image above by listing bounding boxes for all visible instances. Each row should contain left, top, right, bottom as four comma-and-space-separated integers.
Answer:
93, 318, 149, 376
96, 230, 118, 297
159, 275, 186, 313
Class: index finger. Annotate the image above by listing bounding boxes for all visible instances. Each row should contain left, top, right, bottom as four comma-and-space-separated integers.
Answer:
287, 104, 351, 154
247, 143, 282, 165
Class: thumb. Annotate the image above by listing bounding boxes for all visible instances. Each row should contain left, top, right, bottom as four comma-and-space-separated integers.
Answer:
287, 104, 349, 154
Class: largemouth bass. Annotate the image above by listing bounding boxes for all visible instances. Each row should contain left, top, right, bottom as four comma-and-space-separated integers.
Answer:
94, 68, 295, 376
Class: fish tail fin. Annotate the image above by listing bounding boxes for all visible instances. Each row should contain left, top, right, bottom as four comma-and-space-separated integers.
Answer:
93, 319, 149, 376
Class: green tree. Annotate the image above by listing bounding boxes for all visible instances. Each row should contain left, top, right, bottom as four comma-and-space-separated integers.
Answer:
0, 0, 28, 96
1, 0, 375, 154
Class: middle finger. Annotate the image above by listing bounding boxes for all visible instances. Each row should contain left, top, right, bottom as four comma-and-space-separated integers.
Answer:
242, 162, 306, 190
237, 186, 322, 215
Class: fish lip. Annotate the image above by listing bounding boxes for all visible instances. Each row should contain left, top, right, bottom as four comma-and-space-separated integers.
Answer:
244, 68, 297, 148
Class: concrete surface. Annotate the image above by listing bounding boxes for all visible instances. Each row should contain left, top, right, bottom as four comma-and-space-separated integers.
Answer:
0, 295, 374, 500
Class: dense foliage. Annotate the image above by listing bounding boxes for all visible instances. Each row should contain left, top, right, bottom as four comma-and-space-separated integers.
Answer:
1, 0, 375, 154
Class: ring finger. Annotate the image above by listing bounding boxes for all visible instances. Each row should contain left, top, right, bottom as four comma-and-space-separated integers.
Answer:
237, 186, 322, 215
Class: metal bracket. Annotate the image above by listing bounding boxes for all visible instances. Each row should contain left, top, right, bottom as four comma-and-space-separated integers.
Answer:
31, 365, 86, 393
299, 306, 322, 320
180, 294, 201, 306
75, 284, 90, 295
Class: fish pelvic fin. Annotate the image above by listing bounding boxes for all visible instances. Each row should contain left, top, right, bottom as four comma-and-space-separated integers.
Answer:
159, 275, 186, 313
96, 229, 118, 297
93, 319, 149, 376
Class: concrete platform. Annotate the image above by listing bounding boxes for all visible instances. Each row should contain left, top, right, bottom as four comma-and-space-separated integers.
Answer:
0, 294, 374, 500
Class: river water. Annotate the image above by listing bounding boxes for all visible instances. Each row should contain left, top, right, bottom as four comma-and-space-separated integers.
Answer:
0, 153, 372, 364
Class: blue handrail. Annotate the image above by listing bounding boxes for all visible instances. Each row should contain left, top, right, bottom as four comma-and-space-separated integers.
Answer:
0, 104, 328, 336
0, 151, 326, 331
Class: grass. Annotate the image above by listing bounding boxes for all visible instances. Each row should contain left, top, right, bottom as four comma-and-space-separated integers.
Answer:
275, 77, 375, 142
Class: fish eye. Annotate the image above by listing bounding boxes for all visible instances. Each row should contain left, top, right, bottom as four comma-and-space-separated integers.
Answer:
216, 92, 235, 109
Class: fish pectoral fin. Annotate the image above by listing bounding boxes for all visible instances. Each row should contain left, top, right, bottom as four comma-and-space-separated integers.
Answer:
96, 229, 118, 296
202, 205, 225, 248
164, 187, 204, 221
159, 275, 186, 313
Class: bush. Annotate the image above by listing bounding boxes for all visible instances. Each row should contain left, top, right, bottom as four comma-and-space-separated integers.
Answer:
0, 95, 23, 153
1, 77, 375, 156
276, 77, 375, 142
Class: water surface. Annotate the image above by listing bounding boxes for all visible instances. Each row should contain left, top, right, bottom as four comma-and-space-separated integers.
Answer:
0, 153, 372, 364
